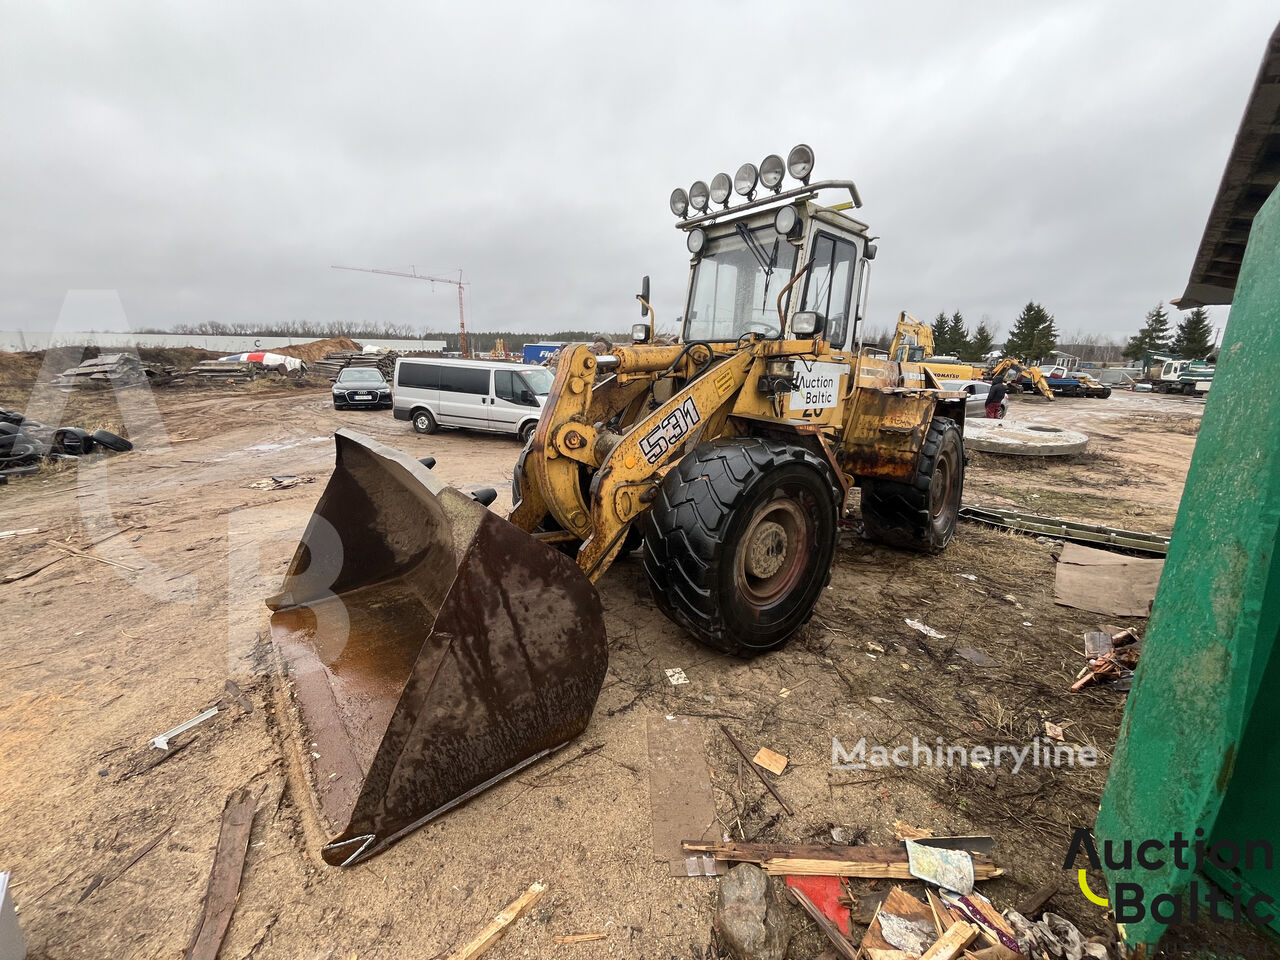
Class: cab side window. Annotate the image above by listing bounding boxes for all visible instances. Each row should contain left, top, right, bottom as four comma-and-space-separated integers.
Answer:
801, 234, 858, 348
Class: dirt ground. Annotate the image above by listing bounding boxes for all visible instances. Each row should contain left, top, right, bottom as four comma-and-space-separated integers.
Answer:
0, 373, 1271, 959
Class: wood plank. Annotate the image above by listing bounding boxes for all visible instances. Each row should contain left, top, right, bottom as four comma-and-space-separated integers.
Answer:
681, 841, 1001, 880
752, 746, 788, 775
1015, 882, 1058, 917
183, 786, 262, 960
445, 881, 547, 960
927, 889, 960, 935
920, 921, 979, 960
789, 887, 860, 960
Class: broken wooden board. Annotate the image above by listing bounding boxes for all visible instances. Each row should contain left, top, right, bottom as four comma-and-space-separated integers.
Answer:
682, 840, 1001, 880
1053, 543, 1164, 617
647, 716, 721, 877
921, 920, 979, 960
445, 881, 547, 960
183, 785, 263, 960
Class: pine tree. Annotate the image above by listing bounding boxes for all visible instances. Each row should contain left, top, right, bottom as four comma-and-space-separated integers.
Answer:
945, 311, 970, 358
1170, 306, 1213, 359
1031, 310, 1059, 361
1123, 302, 1174, 360
970, 320, 996, 358
930, 312, 948, 355
1004, 302, 1054, 361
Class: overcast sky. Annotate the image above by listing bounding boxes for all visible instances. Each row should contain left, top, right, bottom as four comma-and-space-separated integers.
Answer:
2, 1, 1275, 342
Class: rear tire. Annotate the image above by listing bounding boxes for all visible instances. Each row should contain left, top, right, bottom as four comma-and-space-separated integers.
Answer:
518, 420, 537, 444
412, 409, 438, 434
861, 416, 963, 554
642, 438, 840, 657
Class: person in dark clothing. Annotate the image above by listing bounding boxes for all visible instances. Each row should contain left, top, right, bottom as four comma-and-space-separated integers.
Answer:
985, 378, 1008, 418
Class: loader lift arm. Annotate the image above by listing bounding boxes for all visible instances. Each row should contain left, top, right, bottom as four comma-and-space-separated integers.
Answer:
511, 342, 758, 581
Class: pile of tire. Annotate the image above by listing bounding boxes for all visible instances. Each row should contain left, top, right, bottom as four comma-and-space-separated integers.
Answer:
0, 408, 132, 485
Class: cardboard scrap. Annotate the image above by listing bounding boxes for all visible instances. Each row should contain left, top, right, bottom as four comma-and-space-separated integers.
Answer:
1053, 543, 1164, 617
646, 716, 720, 876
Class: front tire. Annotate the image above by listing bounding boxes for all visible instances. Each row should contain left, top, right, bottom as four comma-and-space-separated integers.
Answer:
518, 420, 537, 444
642, 438, 840, 657
861, 416, 963, 554
412, 409, 438, 434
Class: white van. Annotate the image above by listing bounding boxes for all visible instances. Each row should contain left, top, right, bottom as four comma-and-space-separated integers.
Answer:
392, 357, 552, 442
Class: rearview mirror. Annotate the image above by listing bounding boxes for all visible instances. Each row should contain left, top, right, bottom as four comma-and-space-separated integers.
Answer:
638, 275, 650, 318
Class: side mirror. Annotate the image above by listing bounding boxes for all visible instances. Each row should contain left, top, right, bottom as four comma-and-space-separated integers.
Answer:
792, 311, 822, 336
520, 389, 536, 405
864, 242, 878, 261
638, 275, 650, 318
328, 377, 338, 383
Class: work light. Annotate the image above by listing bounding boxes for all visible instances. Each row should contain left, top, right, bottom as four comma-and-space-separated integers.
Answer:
670, 188, 689, 217
689, 180, 710, 213
760, 154, 785, 191
709, 172, 732, 206
734, 162, 758, 198
687, 228, 708, 256
786, 144, 815, 184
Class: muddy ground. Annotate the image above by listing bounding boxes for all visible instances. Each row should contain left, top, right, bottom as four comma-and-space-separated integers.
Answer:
1, 372, 1270, 959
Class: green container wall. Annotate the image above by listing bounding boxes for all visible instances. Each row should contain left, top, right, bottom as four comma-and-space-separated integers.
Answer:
1096, 183, 1280, 953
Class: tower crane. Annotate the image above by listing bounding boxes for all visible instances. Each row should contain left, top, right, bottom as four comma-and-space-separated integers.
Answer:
332, 264, 470, 357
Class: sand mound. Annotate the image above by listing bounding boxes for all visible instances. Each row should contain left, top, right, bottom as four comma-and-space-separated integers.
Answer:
273, 337, 361, 362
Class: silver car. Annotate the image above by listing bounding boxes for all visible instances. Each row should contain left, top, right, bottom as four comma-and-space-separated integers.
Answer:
955, 379, 1008, 419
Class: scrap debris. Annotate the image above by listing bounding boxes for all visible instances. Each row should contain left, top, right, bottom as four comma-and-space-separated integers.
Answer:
752, 746, 789, 776
247, 475, 315, 491
183, 786, 263, 960
0, 872, 25, 960
720, 725, 794, 816
1072, 627, 1142, 692
681, 840, 1002, 880
444, 881, 546, 960
905, 619, 946, 640
149, 707, 219, 750
664, 667, 689, 685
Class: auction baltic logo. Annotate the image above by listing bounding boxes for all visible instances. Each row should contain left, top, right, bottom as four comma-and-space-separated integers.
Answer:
1064, 828, 1276, 927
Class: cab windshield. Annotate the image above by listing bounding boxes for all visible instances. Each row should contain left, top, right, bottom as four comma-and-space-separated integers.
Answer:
684, 226, 797, 341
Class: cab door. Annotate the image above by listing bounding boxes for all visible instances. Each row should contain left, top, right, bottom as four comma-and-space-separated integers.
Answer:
799, 231, 859, 349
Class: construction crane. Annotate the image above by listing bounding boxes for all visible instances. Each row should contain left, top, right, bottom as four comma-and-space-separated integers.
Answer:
332, 264, 470, 357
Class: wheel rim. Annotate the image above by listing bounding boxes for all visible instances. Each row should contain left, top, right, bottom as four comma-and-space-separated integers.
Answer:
415, 414, 430, 430
734, 497, 810, 606
929, 442, 958, 521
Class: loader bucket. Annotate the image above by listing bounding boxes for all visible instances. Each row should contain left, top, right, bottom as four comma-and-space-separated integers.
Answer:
266, 429, 608, 867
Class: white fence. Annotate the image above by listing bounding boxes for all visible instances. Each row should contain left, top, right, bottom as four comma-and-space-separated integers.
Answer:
0, 330, 447, 354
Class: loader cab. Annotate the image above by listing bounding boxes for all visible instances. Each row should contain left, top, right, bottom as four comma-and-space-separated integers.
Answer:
672, 147, 870, 351
681, 203, 870, 350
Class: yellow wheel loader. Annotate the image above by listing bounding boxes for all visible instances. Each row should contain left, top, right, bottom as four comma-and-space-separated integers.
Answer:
266, 144, 967, 865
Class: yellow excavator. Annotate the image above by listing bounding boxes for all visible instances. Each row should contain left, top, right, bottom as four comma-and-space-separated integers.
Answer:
266, 145, 969, 865
986, 357, 1055, 399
